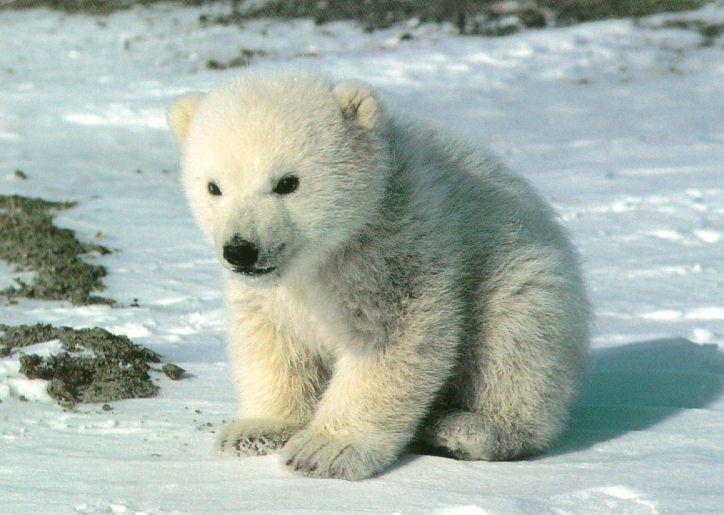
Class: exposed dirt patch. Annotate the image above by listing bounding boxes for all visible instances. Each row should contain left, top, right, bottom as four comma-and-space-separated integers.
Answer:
0, 195, 112, 305
0, 323, 179, 407
205, 48, 268, 70
7, 1, 707, 33
208, 0, 705, 33
209, 0, 551, 34
8, 0, 209, 14
541, 0, 705, 25
660, 19, 724, 46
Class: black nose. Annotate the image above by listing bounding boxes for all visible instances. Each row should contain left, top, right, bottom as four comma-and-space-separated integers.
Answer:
223, 237, 259, 269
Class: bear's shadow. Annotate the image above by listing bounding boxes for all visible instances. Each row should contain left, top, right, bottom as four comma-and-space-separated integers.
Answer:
548, 337, 722, 456
408, 337, 722, 461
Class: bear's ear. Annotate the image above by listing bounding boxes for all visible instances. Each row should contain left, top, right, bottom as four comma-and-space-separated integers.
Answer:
167, 92, 205, 143
333, 82, 379, 130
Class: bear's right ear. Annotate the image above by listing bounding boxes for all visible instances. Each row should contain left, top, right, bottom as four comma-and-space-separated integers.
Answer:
167, 92, 205, 143
333, 81, 379, 130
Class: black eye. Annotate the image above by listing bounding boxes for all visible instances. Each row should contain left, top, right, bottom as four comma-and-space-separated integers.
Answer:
208, 181, 222, 196
273, 175, 299, 195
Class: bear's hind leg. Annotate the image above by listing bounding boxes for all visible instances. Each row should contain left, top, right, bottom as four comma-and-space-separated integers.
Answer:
422, 247, 589, 461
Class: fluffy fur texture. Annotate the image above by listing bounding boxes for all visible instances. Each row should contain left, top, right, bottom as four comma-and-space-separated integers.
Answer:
168, 70, 590, 481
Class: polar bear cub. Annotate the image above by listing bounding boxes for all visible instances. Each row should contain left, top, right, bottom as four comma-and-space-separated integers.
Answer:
168, 70, 590, 481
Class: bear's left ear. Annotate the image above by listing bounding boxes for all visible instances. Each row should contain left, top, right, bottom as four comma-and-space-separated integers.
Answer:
167, 91, 205, 143
333, 81, 379, 130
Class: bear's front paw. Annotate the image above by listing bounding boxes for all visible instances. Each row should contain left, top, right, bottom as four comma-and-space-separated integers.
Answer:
281, 429, 393, 480
216, 419, 301, 457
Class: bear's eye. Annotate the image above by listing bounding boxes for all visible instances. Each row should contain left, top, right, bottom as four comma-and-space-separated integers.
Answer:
208, 181, 222, 196
273, 175, 299, 195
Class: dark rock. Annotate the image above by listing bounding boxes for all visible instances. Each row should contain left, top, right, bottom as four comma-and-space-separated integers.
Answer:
162, 363, 185, 380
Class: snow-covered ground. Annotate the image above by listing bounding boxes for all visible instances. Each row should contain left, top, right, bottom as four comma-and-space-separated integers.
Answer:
1, 2, 722, 513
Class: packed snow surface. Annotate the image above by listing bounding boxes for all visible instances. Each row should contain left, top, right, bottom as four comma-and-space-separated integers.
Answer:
1, 3, 722, 513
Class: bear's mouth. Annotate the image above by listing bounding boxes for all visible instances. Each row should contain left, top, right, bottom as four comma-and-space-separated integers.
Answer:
233, 265, 277, 277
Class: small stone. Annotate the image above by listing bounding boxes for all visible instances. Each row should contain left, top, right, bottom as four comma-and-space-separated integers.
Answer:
162, 363, 185, 380
14, 170, 27, 180
102, 403, 112, 411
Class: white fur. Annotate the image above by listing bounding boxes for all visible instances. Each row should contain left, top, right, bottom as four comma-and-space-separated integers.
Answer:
168, 70, 590, 480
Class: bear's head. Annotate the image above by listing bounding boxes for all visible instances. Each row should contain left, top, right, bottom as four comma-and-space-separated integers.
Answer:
168, 71, 389, 286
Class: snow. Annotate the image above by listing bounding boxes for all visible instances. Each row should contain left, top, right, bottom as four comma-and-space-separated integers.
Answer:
1, 2, 722, 513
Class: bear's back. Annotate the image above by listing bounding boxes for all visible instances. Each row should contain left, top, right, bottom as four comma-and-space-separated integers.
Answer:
383, 115, 575, 267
